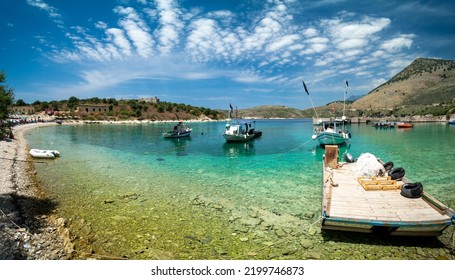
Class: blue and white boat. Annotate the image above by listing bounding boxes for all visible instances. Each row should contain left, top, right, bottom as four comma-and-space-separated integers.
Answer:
162, 122, 192, 138
448, 117, 455, 125
304, 80, 351, 146
312, 119, 350, 146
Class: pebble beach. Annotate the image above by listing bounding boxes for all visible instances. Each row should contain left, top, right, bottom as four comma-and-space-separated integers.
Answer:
0, 122, 72, 259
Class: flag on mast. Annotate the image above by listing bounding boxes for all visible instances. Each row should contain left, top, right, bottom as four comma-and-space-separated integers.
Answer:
345, 80, 349, 95
302, 81, 309, 95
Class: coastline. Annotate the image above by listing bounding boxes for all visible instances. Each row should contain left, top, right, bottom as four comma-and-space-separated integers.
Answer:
0, 122, 72, 259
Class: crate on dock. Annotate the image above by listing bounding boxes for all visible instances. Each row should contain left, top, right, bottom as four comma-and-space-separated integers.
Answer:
357, 176, 399, 191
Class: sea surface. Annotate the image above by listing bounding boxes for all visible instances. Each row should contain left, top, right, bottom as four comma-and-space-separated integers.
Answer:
25, 119, 455, 260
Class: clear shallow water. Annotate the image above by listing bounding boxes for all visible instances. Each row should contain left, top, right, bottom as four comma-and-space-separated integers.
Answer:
25, 120, 455, 260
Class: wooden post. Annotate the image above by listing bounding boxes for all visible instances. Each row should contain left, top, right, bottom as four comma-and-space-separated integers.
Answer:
325, 145, 338, 168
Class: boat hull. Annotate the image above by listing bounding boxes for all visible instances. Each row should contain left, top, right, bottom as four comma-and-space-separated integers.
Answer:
397, 123, 413, 128
316, 132, 347, 146
162, 130, 192, 138
223, 134, 255, 142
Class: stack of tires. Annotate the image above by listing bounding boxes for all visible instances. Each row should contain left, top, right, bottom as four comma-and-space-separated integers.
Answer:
383, 161, 423, 198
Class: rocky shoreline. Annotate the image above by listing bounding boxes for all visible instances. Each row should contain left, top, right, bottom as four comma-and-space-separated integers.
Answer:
0, 123, 73, 260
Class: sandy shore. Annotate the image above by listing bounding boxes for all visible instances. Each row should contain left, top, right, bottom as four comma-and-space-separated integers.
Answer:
0, 122, 73, 259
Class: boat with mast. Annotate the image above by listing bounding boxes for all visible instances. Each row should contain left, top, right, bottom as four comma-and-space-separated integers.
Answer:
303, 80, 351, 146
223, 104, 262, 142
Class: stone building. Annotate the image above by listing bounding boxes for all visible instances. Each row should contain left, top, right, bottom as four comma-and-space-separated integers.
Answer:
10, 105, 35, 115
77, 105, 109, 113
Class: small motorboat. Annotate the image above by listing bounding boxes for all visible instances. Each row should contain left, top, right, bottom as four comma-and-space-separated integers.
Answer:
397, 122, 413, 128
162, 122, 192, 138
29, 149, 61, 159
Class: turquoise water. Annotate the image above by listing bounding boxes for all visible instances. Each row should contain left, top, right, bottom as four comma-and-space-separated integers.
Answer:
25, 120, 455, 260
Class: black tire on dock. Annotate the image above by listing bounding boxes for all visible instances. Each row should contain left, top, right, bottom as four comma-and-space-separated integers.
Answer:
400, 182, 423, 198
383, 161, 394, 172
390, 167, 405, 180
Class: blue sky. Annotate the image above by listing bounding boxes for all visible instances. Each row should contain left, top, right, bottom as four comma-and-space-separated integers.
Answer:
1, 0, 454, 109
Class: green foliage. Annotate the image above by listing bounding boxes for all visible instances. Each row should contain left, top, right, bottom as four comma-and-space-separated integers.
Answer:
15, 99, 27, 106
1, 71, 14, 138
0, 71, 14, 121
68, 96, 79, 110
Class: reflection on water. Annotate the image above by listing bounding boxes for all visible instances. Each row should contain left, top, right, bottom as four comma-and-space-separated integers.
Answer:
222, 142, 256, 158
164, 137, 192, 156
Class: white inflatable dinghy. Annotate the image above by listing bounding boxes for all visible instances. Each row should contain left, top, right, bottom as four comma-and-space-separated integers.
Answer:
29, 149, 60, 159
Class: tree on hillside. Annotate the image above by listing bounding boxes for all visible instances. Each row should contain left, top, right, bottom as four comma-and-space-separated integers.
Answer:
1, 71, 14, 139
68, 96, 79, 110
15, 99, 27, 106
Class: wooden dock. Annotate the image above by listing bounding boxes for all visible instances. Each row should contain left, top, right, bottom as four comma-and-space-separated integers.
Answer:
321, 147, 454, 236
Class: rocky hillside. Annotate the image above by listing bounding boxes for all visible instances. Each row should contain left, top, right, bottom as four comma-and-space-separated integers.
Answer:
235, 105, 311, 118
352, 58, 455, 109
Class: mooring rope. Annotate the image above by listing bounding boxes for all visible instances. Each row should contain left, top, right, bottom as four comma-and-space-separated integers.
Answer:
262, 138, 314, 161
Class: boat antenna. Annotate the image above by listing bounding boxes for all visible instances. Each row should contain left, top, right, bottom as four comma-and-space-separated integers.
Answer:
302, 80, 319, 120
343, 80, 348, 121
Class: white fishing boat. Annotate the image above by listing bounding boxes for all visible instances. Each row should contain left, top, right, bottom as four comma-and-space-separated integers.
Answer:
29, 149, 60, 159
223, 104, 262, 143
162, 122, 192, 138
303, 80, 351, 146
312, 120, 350, 146
223, 119, 261, 142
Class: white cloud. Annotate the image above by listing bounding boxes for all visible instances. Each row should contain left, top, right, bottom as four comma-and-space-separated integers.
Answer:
106, 28, 133, 56
26, 0, 64, 27
321, 16, 391, 52
154, 0, 184, 55
303, 27, 318, 37
114, 6, 154, 58
380, 35, 414, 52
266, 34, 300, 52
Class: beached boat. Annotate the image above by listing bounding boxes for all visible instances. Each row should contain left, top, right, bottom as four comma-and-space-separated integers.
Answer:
162, 122, 192, 138
29, 149, 60, 159
397, 122, 413, 128
312, 120, 350, 146
223, 119, 262, 143
321, 145, 455, 236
